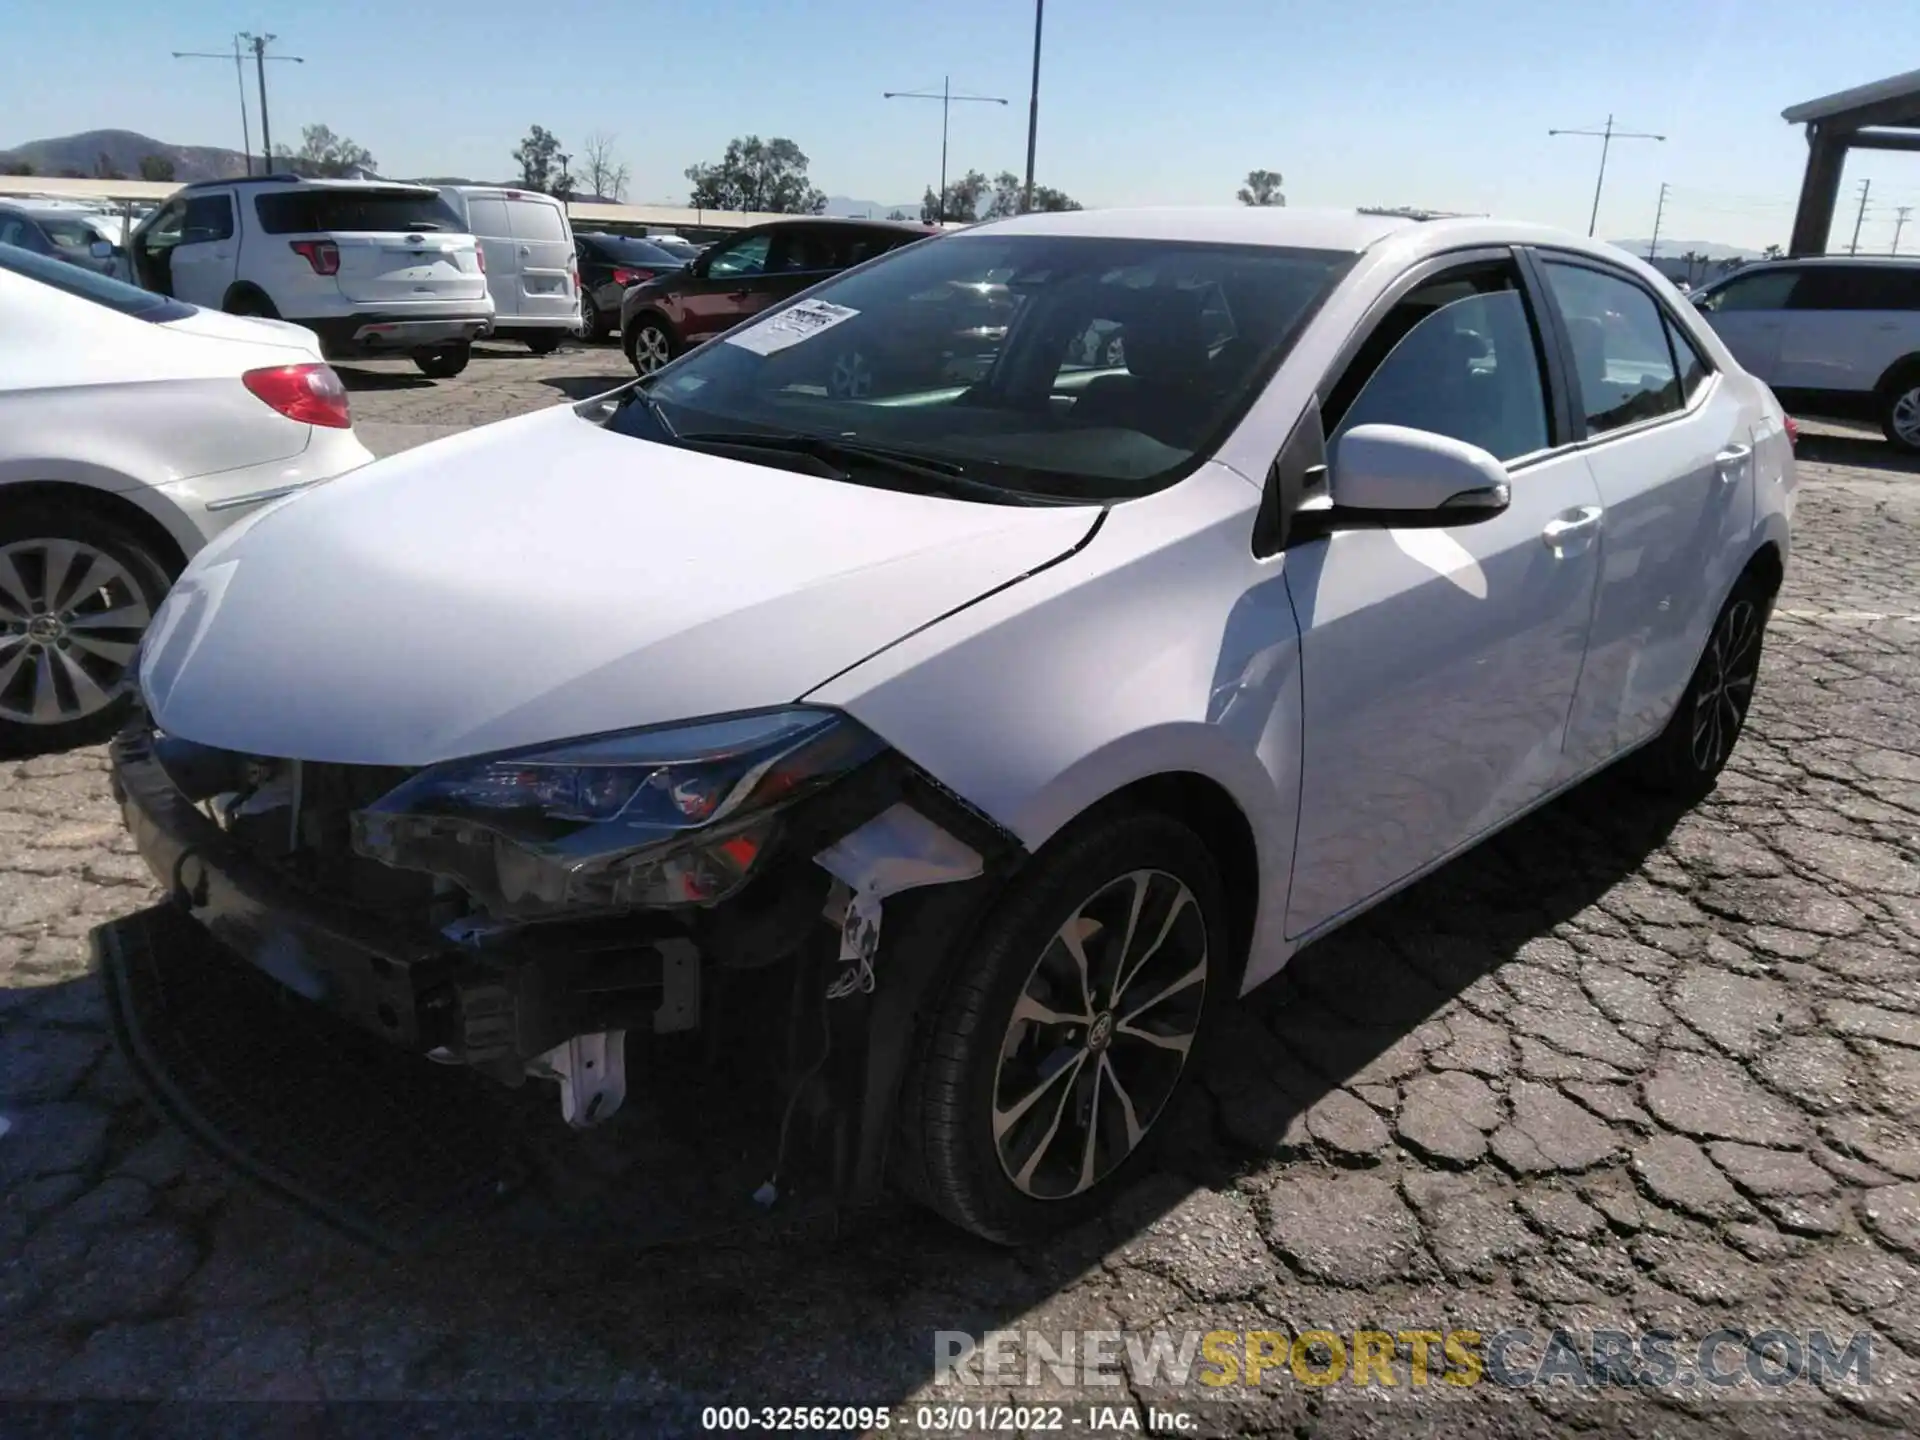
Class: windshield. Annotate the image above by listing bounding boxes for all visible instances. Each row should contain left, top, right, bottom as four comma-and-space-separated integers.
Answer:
608, 233, 1353, 501
0, 241, 192, 320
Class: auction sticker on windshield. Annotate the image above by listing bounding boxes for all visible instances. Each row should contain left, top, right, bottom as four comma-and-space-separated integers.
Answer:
725, 299, 860, 356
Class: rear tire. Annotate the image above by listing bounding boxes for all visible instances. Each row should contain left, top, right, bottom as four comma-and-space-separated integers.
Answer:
414, 342, 471, 379
0, 506, 176, 754
626, 316, 676, 376
580, 300, 608, 344
525, 333, 564, 356
893, 810, 1229, 1244
1880, 365, 1920, 454
1630, 573, 1772, 799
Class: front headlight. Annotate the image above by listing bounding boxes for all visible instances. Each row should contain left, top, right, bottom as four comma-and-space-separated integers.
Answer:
351, 708, 884, 918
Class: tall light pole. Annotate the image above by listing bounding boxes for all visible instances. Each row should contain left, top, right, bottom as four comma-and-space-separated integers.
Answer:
883, 77, 1008, 224
1893, 205, 1912, 256
238, 32, 304, 176
1549, 114, 1665, 237
171, 37, 256, 175
1848, 178, 1872, 254
1022, 0, 1045, 213
1647, 181, 1669, 262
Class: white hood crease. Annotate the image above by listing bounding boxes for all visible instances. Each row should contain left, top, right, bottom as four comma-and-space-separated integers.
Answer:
140, 406, 1100, 765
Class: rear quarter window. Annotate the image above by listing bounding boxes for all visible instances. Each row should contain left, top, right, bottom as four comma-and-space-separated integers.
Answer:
254, 189, 466, 235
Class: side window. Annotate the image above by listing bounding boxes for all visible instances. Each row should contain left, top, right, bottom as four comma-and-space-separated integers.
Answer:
842, 231, 898, 267
1325, 266, 1551, 464
465, 198, 510, 239
144, 201, 186, 248
1664, 313, 1712, 404
1791, 265, 1920, 312
1540, 261, 1683, 435
706, 232, 771, 278
1697, 269, 1797, 313
181, 194, 233, 244
770, 228, 836, 273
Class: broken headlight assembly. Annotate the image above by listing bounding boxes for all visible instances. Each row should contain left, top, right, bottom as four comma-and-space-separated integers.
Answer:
350, 709, 886, 919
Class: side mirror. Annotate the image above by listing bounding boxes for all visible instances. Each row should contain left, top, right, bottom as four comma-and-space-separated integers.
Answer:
1328, 424, 1512, 522
89, 239, 114, 260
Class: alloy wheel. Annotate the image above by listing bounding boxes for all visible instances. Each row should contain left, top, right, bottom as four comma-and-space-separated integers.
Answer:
1892, 385, 1920, 449
991, 868, 1208, 1200
0, 538, 152, 727
634, 325, 671, 374
1690, 596, 1760, 773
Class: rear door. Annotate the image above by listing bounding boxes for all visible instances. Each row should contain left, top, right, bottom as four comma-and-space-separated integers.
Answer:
459, 194, 518, 317
1775, 264, 1920, 397
504, 196, 576, 321
1539, 254, 1756, 766
1693, 266, 1797, 381
258, 187, 487, 307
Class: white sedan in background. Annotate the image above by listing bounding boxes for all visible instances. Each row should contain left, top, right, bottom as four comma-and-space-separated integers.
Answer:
0, 242, 373, 749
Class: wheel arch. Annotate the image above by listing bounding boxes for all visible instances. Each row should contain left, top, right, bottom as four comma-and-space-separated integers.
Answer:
220, 281, 278, 317
0, 477, 194, 578
1872, 351, 1920, 399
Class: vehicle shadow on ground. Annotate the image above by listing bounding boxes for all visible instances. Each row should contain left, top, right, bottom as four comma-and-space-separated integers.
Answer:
0, 762, 1690, 1413
1795, 431, 1920, 474
333, 367, 436, 393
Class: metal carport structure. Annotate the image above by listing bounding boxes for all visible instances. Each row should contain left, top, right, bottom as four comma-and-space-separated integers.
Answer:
1785, 68, 1920, 256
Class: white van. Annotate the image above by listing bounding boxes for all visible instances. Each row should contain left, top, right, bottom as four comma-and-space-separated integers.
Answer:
437, 186, 582, 353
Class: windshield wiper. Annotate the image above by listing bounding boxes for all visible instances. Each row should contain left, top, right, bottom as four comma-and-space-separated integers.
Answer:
671, 431, 1054, 505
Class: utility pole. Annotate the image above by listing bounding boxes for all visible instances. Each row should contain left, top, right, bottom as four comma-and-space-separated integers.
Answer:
172, 37, 255, 175
1647, 181, 1669, 262
1021, 0, 1045, 214
883, 77, 1008, 224
1848, 178, 1871, 254
1549, 114, 1666, 237
1894, 205, 1912, 255
238, 33, 304, 176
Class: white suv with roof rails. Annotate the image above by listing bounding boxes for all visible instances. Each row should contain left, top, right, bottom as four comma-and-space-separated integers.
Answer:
128, 176, 494, 378
1690, 255, 1920, 451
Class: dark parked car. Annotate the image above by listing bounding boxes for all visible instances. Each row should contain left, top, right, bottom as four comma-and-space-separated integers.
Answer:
618, 217, 935, 374
574, 233, 690, 343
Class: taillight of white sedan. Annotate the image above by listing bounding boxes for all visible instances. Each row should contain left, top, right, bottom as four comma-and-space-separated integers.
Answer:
0, 241, 373, 749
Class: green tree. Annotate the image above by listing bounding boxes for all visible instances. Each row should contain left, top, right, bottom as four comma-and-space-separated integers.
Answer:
1237, 168, 1285, 206
886, 209, 909, 222
1, 159, 33, 176
138, 154, 175, 182
1762, 243, 1784, 260
685, 136, 827, 214
274, 124, 377, 178
982, 170, 1081, 218
513, 125, 562, 192
922, 169, 990, 224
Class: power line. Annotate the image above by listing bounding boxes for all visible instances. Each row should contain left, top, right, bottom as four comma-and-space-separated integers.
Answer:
1549, 114, 1666, 236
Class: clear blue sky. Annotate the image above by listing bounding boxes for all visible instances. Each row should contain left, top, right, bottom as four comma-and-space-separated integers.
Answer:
6, 0, 1919, 252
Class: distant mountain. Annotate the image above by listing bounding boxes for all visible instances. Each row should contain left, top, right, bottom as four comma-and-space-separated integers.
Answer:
823, 193, 923, 220
1611, 238, 1767, 261
0, 129, 251, 182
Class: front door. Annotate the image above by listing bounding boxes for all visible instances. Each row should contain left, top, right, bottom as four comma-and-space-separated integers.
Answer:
677, 229, 780, 343
1694, 266, 1797, 384
164, 193, 238, 307
1538, 254, 1757, 764
1285, 256, 1604, 937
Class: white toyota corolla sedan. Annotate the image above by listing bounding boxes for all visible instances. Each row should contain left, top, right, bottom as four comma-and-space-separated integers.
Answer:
109, 208, 1792, 1243
0, 242, 372, 749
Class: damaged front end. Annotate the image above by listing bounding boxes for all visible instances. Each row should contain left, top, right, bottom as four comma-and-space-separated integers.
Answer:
107, 708, 1022, 1206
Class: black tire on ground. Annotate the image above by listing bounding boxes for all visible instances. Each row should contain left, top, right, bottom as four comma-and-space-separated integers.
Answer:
1879, 364, 1920, 454
1629, 571, 1773, 799
627, 316, 676, 376
0, 505, 177, 754
413, 342, 471, 379
525, 333, 564, 356
892, 808, 1231, 1244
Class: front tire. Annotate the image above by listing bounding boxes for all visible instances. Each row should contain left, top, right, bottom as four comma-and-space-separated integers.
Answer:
580, 298, 609, 343
0, 508, 176, 753
413, 342, 471, 379
894, 810, 1228, 1244
1881, 367, 1920, 454
1632, 573, 1772, 798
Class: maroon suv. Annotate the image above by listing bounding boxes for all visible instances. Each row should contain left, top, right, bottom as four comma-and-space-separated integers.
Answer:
619, 216, 936, 374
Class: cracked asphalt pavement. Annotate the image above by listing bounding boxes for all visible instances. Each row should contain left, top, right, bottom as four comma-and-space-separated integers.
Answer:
3, 342, 1920, 1435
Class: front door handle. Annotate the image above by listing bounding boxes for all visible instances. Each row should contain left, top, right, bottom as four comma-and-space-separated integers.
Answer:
1715, 443, 1753, 483
1541, 506, 1603, 549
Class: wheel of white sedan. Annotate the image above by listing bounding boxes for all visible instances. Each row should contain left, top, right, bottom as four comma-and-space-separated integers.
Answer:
1633, 572, 1772, 797
894, 809, 1228, 1244
0, 509, 174, 751
1883, 371, 1920, 454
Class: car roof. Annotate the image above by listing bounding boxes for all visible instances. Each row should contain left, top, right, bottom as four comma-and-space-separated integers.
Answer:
740, 216, 936, 235
179, 174, 440, 196
1719, 254, 1920, 269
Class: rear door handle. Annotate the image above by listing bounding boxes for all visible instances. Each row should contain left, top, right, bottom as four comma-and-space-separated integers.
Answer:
1715, 443, 1753, 483
1541, 505, 1603, 549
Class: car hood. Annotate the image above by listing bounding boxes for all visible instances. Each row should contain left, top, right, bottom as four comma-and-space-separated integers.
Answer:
139, 404, 1101, 766
160, 306, 325, 358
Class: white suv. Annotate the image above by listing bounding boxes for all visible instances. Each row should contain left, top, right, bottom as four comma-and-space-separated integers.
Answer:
129, 177, 494, 379
1691, 256, 1920, 451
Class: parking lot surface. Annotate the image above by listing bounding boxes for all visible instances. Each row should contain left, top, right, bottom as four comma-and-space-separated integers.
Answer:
3, 341, 1919, 1435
